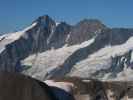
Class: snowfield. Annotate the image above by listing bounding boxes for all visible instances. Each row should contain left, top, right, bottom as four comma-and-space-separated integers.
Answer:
22, 39, 95, 80
22, 36, 133, 81
0, 22, 37, 53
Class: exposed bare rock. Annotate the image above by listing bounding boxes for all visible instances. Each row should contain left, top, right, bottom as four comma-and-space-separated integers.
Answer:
50, 77, 133, 100
67, 19, 106, 45
0, 71, 132, 100
0, 71, 56, 100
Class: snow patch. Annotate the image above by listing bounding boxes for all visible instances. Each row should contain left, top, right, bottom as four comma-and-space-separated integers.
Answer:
56, 22, 60, 26
2, 22, 37, 41
23, 22, 37, 32
47, 25, 56, 44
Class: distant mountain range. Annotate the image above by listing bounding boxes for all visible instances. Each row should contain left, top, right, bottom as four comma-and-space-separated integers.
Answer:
0, 15, 133, 81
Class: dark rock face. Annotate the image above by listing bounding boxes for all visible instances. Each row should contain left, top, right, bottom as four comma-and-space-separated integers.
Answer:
33, 15, 56, 29
0, 71, 55, 100
67, 19, 106, 45
0, 72, 76, 100
27, 15, 56, 52
0, 15, 57, 71
98, 28, 133, 45
48, 22, 72, 49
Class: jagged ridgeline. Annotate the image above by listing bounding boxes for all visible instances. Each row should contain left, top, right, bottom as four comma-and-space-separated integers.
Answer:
0, 15, 133, 81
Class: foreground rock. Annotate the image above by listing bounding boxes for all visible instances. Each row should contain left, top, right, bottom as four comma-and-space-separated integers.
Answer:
0, 71, 79, 100
0, 72, 132, 100
0, 72, 55, 100
53, 77, 133, 100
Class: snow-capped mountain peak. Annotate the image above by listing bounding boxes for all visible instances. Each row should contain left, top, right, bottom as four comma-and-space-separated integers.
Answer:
0, 15, 133, 81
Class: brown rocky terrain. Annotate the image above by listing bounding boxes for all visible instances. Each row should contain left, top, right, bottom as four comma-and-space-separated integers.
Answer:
0, 71, 132, 100
53, 77, 133, 100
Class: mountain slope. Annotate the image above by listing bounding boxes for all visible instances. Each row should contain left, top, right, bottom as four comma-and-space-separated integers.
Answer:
0, 15, 133, 81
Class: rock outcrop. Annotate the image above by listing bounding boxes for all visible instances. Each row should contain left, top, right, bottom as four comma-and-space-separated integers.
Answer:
51, 77, 133, 100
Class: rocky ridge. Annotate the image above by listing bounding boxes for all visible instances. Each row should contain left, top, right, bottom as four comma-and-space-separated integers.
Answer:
0, 15, 133, 81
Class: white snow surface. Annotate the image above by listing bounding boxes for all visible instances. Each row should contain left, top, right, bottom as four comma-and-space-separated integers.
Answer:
70, 36, 133, 80
5, 22, 37, 40
23, 36, 133, 81
0, 23, 37, 53
22, 38, 95, 80
56, 22, 60, 26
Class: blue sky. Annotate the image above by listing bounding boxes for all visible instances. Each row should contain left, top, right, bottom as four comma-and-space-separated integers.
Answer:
0, 0, 133, 34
